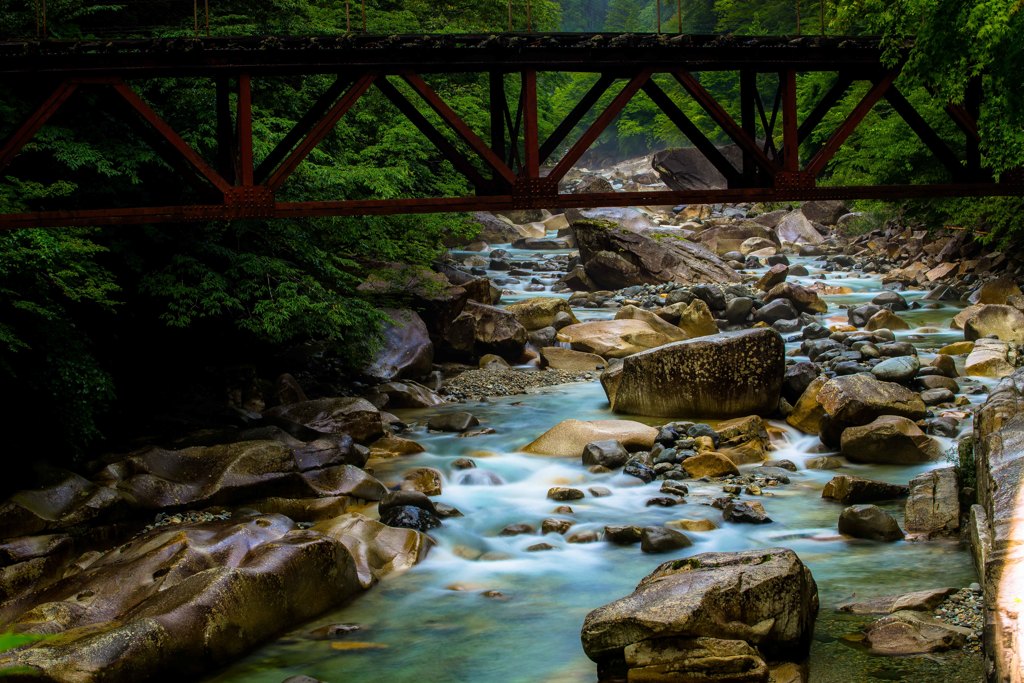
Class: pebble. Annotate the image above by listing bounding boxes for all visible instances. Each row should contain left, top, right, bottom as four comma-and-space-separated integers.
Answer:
441, 367, 595, 401
932, 586, 984, 652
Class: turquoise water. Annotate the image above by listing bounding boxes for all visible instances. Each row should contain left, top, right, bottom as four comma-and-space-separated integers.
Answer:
206, 246, 983, 683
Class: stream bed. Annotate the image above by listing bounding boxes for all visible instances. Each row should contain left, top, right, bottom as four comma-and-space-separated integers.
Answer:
207, 248, 986, 683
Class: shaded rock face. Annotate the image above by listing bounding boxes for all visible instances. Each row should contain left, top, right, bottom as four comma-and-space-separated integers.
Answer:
904, 467, 959, 536
603, 329, 785, 418
265, 397, 386, 444
448, 301, 528, 362
505, 297, 579, 331
840, 416, 941, 465
817, 375, 926, 430
571, 219, 740, 290
97, 440, 386, 511
838, 504, 904, 541
963, 304, 1024, 342
775, 210, 825, 245
652, 145, 745, 191
696, 222, 781, 256
581, 548, 818, 675
822, 475, 909, 505
361, 308, 433, 382
0, 514, 362, 683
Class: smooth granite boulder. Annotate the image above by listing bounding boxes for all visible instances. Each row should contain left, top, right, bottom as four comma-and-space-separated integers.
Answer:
602, 329, 785, 418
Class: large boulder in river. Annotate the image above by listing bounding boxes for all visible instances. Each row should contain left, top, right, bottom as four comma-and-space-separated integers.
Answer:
572, 219, 740, 289
615, 305, 688, 342
361, 308, 433, 382
471, 211, 521, 244
265, 397, 386, 443
652, 145, 745, 191
962, 304, 1024, 343
817, 374, 926, 429
695, 221, 781, 256
602, 329, 785, 418
800, 200, 848, 225
445, 301, 528, 361
904, 467, 959, 536
840, 416, 941, 465
540, 347, 606, 371
523, 419, 658, 457
0, 514, 364, 683
557, 319, 675, 358
581, 548, 818, 675
505, 297, 579, 331
775, 210, 825, 245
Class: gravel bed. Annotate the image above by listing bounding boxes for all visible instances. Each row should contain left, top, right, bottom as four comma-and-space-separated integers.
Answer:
440, 367, 597, 401
934, 584, 984, 652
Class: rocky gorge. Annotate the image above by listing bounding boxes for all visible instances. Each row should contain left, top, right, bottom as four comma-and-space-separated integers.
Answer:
2, 171, 1023, 682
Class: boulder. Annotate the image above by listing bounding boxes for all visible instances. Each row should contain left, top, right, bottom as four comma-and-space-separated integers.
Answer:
523, 419, 658, 457
697, 222, 781, 256
800, 200, 848, 225
904, 467, 959, 536
722, 500, 772, 524
427, 412, 479, 432
572, 219, 740, 289
838, 504, 904, 541
817, 374, 926, 428
471, 212, 521, 244
969, 275, 1022, 305
640, 527, 693, 553
557, 319, 675, 358
452, 301, 528, 361
840, 416, 942, 465
505, 297, 579, 331
313, 513, 430, 588
581, 548, 818, 670
540, 347, 606, 371
357, 264, 467, 337
775, 210, 825, 245
864, 610, 972, 655
0, 515, 364, 683
265, 397, 385, 444
963, 304, 1024, 342
661, 299, 720, 338
865, 309, 911, 331
755, 264, 789, 292
965, 338, 1016, 378
870, 356, 920, 383
0, 469, 128, 538
602, 329, 785, 418
373, 380, 445, 408
786, 375, 828, 435
682, 452, 741, 478
582, 440, 630, 469
653, 145, 746, 191
821, 475, 909, 504
765, 282, 827, 314
623, 636, 768, 682
361, 308, 433, 381
615, 305, 688, 342
837, 587, 957, 614
741, 236, 777, 255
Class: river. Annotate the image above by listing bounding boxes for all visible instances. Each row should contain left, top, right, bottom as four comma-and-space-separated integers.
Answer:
207, 232, 986, 682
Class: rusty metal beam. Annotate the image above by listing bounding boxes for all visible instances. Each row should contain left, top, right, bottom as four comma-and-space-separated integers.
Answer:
804, 70, 898, 178
236, 74, 254, 186
547, 70, 650, 184
265, 73, 374, 192
798, 72, 853, 144
641, 79, 741, 186
0, 81, 77, 171
522, 70, 539, 179
374, 76, 491, 190
538, 73, 615, 165
781, 69, 799, 172
402, 72, 517, 187
883, 83, 965, 180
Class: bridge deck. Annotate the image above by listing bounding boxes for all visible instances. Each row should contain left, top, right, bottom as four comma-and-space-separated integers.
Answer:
0, 33, 885, 76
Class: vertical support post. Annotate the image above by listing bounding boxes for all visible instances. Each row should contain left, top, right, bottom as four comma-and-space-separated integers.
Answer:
740, 69, 757, 185
526, 0, 532, 32
522, 70, 539, 179
237, 74, 254, 186
490, 71, 507, 173
216, 76, 235, 184
781, 69, 799, 172
677, 0, 682, 33
965, 76, 982, 178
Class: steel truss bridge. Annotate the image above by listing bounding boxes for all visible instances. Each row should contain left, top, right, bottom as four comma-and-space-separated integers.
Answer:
0, 33, 1020, 229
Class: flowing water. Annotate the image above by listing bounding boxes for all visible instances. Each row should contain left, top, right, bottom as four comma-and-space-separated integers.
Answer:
207, 241, 985, 683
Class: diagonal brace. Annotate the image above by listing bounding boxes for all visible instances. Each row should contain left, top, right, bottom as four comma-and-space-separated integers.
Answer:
1, 81, 79, 172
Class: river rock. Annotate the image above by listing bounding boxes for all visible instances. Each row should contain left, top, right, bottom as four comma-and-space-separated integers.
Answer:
838, 504, 904, 541
822, 475, 909, 504
837, 587, 957, 614
756, 264, 789, 292
373, 380, 445, 408
865, 309, 911, 331
523, 419, 658, 457
572, 219, 740, 288
741, 236, 777, 255
904, 467, 959, 536
602, 329, 785, 418
400, 467, 443, 496
472, 212, 522, 244
969, 275, 1022, 305
540, 347, 606, 371
817, 374, 926, 428
615, 304, 688, 341
582, 440, 630, 469
623, 636, 768, 682
782, 362, 819, 404
379, 504, 442, 532
722, 500, 771, 524
581, 548, 818, 672
314, 513, 430, 588
557, 319, 675, 358
753, 298, 799, 325
864, 610, 971, 655
870, 356, 920, 384
0, 469, 128, 538
505, 297, 579, 330
682, 452, 741, 478
0, 514, 363, 683
965, 338, 1016, 378
775, 210, 825, 245
265, 397, 385, 443
451, 301, 528, 361
800, 200, 848, 225
765, 282, 827, 314
361, 308, 434, 381
786, 375, 828, 435
664, 299, 720, 338
427, 412, 480, 432
640, 526, 693, 553
962, 304, 1024, 342
841, 416, 942, 464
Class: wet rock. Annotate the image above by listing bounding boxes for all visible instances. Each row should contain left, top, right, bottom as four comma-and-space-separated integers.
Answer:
427, 412, 480, 432
603, 329, 785, 418
837, 587, 957, 614
753, 298, 799, 324
865, 309, 911, 331
763, 459, 797, 472
755, 264, 789, 292
369, 436, 425, 458
604, 525, 644, 545
540, 347, 606, 371
722, 500, 772, 524
582, 440, 630, 469
374, 380, 445, 408
581, 548, 818, 669
265, 397, 385, 443
805, 456, 843, 470
864, 610, 971, 655
624, 457, 658, 483
765, 282, 827, 314
400, 468, 443, 496
904, 467, 959, 536
625, 635, 768, 682
696, 222, 781, 256
848, 304, 881, 328
361, 309, 433, 381
872, 291, 909, 311
782, 362, 820, 404
557, 318, 675, 358
969, 275, 1023, 305
640, 526, 692, 553
821, 475, 908, 504
667, 518, 717, 532
379, 505, 442, 532
547, 487, 585, 501
682, 452, 740, 478
817, 374, 926, 428
523, 419, 657, 457
962, 304, 1024, 342
542, 518, 574, 535
786, 375, 828, 435
725, 296, 755, 324
314, 513, 429, 588
870, 356, 920, 383
499, 523, 536, 536
452, 301, 528, 361
775, 210, 825, 245
965, 338, 1016, 378
840, 416, 941, 465
589, 486, 612, 497
838, 504, 904, 541
505, 297, 579, 330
